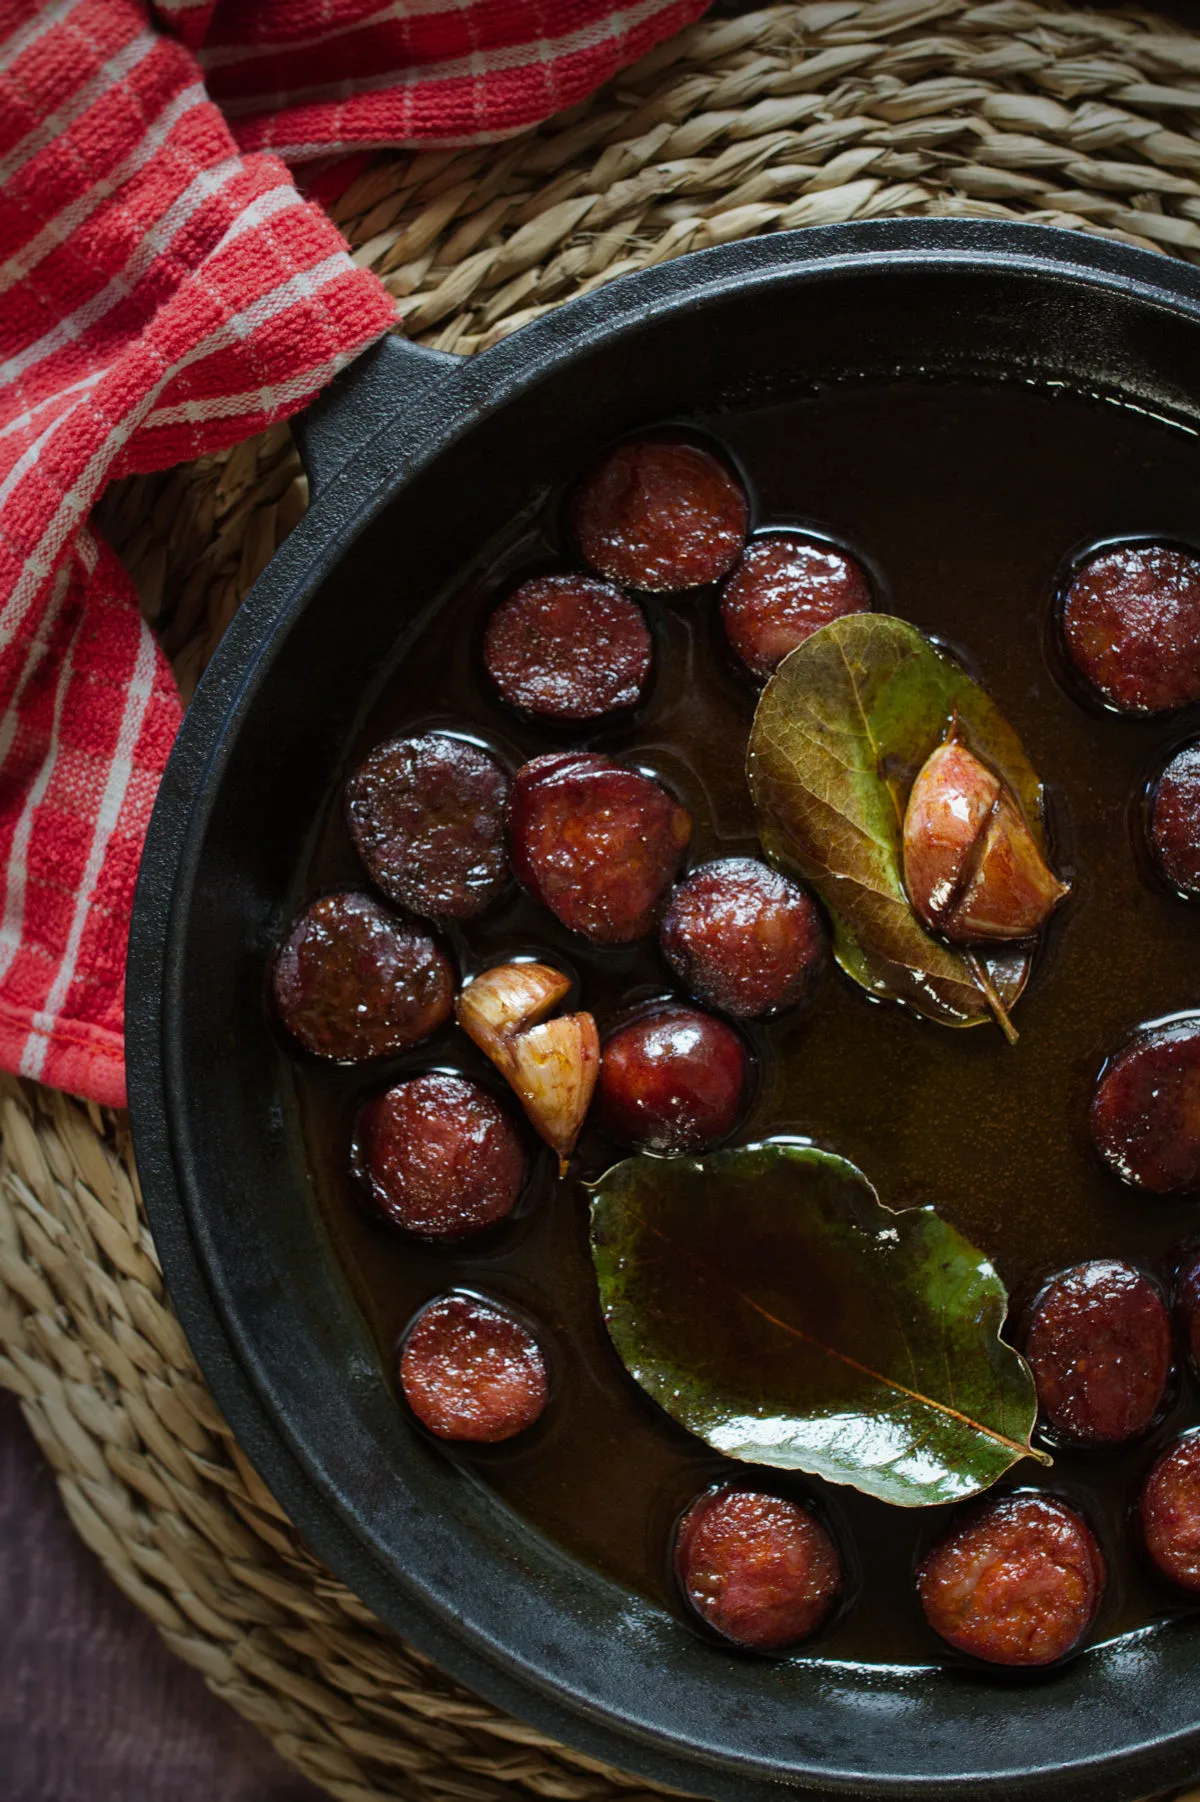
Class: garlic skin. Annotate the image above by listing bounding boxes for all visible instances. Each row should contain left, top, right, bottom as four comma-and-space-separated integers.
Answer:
903, 734, 1069, 943
502, 1014, 600, 1174
455, 962, 569, 1064
456, 962, 598, 1172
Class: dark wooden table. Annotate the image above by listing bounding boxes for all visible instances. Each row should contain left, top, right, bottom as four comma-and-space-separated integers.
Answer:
0, 1392, 321, 1801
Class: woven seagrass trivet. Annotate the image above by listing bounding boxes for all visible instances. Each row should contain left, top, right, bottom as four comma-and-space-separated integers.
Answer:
12, 4, 1200, 1797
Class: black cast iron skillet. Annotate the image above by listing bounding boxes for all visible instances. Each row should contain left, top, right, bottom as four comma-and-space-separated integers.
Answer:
127, 219, 1200, 1802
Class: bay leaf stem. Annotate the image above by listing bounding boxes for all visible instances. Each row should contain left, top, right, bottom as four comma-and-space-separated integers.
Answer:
966, 952, 1019, 1046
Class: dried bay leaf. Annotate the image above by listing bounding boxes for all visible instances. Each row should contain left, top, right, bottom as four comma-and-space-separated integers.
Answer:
747, 613, 1050, 1029
590, 1142, 1043, 1508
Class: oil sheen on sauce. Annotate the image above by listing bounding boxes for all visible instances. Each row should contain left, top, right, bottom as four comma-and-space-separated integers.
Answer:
297, 380, 1200, 1669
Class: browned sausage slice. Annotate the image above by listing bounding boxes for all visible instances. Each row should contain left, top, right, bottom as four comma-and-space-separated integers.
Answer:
346, 733, 509, 920
272, 891, 453, 1061
483, 574, 652, 721
721, 534, 872, 679
399, 1293, 547, 1442
917, 1494, 1105, 1667
596, 1004, 748, 1153
1061, 542, 1200, 713
508, 752, 691, 943
659, 857, 825, 1018
1090, 1019, 1200, 1194
574, 438, 749, 591
674, 1487, 842, 1650
352, 1073, 527, 1240
1151, 743, 1200, 898
1141, 1432, 1200, 1592
1023, 1260, 1170, 1446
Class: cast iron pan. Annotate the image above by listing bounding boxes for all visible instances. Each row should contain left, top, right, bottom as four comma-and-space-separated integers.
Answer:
127, 220, 1200, 1801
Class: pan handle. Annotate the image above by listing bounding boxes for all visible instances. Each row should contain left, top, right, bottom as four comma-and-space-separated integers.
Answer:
292, 332, 463, 501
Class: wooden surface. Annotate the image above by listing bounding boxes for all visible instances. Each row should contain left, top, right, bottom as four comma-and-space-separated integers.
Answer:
0, 1392, 323, 1802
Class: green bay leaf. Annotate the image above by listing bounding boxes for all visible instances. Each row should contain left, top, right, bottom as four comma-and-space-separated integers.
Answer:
747, 613, 1049, 1028
590, 1141, 1043, 1508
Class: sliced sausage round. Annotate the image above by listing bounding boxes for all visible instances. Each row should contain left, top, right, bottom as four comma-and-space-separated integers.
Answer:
346, 733, 509, 921
1023, 1260, 1170, 1446
596, 1004, 748, 1153
573, 437, 749, 592
659, 857, 825, 1018
399, 1293, 548, 1443
483, 574, 652, 721
352, 1073, 527, 1241
272, 891, 453, 1061
917, 1494, 1105, 1667
674, 1487, 842, 1650
1090, 1019, 1200, 1194
1061, 542, 1200, 713
1150, 743, 1200, 898
721, 533, 872, 679
1141, 1432, 1200, 1592
508, 752, 691, 944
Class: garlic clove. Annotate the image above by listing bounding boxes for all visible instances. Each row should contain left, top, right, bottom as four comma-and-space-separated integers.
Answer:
456, 961, 597, 1173
903, 732, 1069, 944
947, 788, 1070, 941
504, 1013, 600, 1174
456, 961, 571, 1065
903, 737, 999, 935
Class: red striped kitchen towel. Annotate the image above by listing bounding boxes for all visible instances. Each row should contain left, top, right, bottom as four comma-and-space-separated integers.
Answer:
0, 0, 708, 1107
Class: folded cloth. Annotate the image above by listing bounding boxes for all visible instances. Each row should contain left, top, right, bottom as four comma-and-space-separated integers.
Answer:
0, 0, 708, 1107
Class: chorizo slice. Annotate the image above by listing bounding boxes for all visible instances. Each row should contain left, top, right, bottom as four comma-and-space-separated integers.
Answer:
573, 437, 749, 591
508, 752, 691, 944
1090, 1019, 1200, 1194
1023, 1260, 1170, 1446
1150, 743, 1200, 898
272, 891, 453, 1061
483, 574, 652, 721
918, 1494, 1105, 1667
346, 733, 509, 921
659, 857, 825, 1018
399, 1293, 548, 1443
352, 1073, 527, 1241
674, 1487, 842, 1650
596, 1004, 748, 1153
1141, 1433, 1200, 1593
1061, 542, 1200, 713
721, 533, 872, 679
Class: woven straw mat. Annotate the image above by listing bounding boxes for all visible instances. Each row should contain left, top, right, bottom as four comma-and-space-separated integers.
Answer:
11, 3, 1200, 1798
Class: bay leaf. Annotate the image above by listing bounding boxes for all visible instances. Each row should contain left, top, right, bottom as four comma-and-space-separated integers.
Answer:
746, 613, 1050, 1028
590, 1141, 1043, 1509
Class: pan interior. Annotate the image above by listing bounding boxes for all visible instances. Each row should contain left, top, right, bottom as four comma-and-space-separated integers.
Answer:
155, 248, 1200, 1797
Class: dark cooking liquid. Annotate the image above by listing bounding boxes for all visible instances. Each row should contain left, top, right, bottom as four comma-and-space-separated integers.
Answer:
297, 380, 1200, 1667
